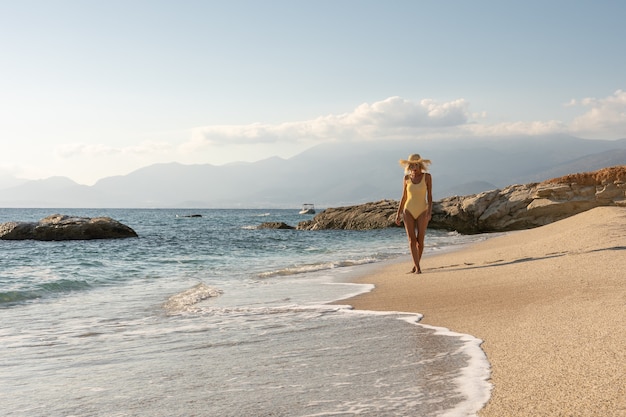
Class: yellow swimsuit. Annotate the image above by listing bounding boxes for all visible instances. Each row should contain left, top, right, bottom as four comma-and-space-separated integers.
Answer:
404, 175, 427, 219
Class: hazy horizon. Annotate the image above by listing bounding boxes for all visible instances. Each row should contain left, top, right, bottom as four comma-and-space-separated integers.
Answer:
2, 135, 625, 209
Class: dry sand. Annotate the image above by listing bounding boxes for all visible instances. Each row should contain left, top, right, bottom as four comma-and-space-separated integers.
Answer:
340, 206, 625, 416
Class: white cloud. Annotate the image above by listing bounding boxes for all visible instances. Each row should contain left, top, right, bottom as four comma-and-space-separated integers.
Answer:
184, 96, 472, 150
464, 120, 567, 137
341, 96, 470, 127
56, 143, 120, 158
569, 89, 626, 139
53, 92, 626, 171
56, 140, 172, 159
189, 93, 626, 149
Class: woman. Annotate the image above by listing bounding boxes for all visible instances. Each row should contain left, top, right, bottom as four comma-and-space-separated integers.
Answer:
395, 154, 433, 274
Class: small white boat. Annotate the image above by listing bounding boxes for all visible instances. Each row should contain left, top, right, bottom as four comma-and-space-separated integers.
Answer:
299, 203, 315, 215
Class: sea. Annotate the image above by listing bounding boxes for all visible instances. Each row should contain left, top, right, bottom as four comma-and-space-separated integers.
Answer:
1, 208, 493, 417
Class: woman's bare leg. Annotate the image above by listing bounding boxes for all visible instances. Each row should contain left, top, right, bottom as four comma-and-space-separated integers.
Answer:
403, 211, 420, 273
415, 211, 430, 273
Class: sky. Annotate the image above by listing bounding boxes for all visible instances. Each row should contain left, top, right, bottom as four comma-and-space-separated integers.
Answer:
1, 0, 625, 185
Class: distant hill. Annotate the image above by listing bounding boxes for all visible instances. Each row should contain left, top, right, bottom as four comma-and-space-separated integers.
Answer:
1, 135, 625, 208
444, 181, 499, 197
522, 148, 626, 183
0, 171, 27, 190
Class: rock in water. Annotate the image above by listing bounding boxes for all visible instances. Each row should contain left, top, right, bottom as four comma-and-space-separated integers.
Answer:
297, 200, 399, 230
257, 222, 296, 230
0, 214, 138, 241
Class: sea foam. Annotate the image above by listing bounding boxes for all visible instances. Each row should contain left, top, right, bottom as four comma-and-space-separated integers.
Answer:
162, 283, 223, 314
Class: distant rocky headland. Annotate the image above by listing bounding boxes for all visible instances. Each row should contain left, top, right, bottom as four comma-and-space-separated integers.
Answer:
290, 166, 626, 234
0, 214, 138, 241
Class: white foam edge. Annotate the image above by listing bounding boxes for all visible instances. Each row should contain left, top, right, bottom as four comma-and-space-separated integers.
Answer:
162, 278, 492, 415
325, 307, 492, 417
404, 317, 492, 417
320, 264, 492, 415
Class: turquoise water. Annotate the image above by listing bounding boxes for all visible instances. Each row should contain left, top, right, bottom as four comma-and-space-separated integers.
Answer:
1, 208, 491, 416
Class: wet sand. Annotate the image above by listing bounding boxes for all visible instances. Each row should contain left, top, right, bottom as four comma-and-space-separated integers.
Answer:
339, 206, 626, 416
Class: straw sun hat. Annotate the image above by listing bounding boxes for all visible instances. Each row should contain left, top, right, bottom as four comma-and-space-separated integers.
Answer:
398, 154, 431, 169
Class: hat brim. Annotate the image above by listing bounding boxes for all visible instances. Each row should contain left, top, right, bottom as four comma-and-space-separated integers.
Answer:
399, 158, 431, 166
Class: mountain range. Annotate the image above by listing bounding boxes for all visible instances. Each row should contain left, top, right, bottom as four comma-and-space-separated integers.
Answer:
2, 134, 626, 208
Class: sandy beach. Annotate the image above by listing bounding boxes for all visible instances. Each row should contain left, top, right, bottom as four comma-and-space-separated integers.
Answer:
340, 206, 626, 416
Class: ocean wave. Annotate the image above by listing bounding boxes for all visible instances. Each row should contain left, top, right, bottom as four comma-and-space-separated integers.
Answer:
163, 283, 223, 315
189, 302, 352, 319
0, 290, 42, 305
257, 257, 381, 278
0, 279, 92, 307
40, 279, 92, 293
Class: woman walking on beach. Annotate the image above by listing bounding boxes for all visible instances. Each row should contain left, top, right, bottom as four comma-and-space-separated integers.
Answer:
395, 154, 433, 274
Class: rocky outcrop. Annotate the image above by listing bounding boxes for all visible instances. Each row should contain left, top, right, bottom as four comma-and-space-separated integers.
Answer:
297, 166, 626, 234
0, 214, 138, 241
430, 166, 626, 233
257, 222, 296, 230
297, 200, 398, 230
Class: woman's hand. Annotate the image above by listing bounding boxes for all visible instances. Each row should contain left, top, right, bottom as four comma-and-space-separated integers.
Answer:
395, 214, 403, 225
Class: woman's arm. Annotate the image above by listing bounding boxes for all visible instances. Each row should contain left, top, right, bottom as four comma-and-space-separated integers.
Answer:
395, 176, 408, 225
426, 173, 433, 218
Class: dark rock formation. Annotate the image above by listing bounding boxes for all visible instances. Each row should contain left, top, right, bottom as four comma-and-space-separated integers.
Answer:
297, 166, 626, 234
0, 214, 138, 241
257, 222, 296, 230
297, 200, 399, 230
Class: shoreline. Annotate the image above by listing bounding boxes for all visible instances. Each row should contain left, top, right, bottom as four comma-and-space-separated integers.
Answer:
336, 206, 626, 416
